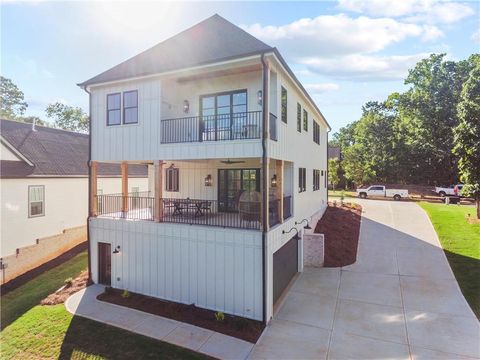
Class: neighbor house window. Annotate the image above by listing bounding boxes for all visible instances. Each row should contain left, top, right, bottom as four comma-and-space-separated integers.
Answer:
313, 121, 320, 144
297, 103, 301, 132
298, 167, 306, 193
107, 93, 121, 126
29, 185, 45, 217
123, 90, 138, 124
165, 167, 179, 192
303, 109, 308, 131
313, 169, 320, 191
281, 86, 287, 123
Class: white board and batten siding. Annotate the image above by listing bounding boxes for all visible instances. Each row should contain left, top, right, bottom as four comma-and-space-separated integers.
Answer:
90, 217, 263, 321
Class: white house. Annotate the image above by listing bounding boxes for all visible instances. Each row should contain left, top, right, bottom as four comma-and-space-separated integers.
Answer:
79, 14, 330, 323
0, 119, 148, 281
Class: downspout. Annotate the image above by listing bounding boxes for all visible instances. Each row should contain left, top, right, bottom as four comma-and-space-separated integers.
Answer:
261, 53, 268, 324
83, 86, 93, 284
326, 131, 329, 204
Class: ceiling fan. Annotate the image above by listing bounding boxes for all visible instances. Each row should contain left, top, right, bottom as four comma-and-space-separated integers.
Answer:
220, 159, 246, 164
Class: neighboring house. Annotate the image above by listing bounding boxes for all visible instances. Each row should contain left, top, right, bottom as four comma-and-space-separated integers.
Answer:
0, 119, 148, 260
79, 14, 330, 323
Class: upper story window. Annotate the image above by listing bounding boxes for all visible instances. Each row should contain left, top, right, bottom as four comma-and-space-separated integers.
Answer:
297, 103, 301, 132
123, 90, 138, 124
29, 185, 45, 217
313, 169, 320, 191
107, 93, 121, 126
313, 121, 320, 144
281, 86, 287, 123
165, 167, 179, 192
298, 167, 306, 193
303, 109, 308, 131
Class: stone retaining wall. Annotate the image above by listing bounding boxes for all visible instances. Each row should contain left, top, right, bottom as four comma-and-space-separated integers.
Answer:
303, 209, 325, 267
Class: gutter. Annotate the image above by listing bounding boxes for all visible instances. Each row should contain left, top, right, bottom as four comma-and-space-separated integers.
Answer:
261, 53, 268, 324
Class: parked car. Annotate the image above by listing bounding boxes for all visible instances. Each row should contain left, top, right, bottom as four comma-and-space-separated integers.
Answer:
356, 185, 409, 201
434, 184, 463, 197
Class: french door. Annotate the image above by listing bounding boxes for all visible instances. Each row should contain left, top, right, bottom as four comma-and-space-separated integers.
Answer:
218, 169, 260, 212
200, 90, 247, 141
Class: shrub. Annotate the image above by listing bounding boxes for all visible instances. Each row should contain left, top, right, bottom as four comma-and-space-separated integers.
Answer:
121, 289, 131, 298
214, 311, 225, 322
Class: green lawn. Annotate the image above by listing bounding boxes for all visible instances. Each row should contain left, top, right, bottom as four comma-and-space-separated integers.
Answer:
328, 190, 357, 198
419, 202, 480, 318
0, 251, 209, 359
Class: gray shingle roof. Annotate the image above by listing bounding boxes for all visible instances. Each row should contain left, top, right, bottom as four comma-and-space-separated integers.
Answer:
79, 14, 273, 87
0, 119, 147, 178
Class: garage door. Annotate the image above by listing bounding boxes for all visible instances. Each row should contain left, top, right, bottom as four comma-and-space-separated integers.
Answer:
273, 236, 298, 305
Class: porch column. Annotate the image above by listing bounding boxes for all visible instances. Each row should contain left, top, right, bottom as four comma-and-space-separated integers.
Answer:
121, 162, 128, 213
89, 161, 98, 217
154, 160, 164, 222
276, 160, 284, 223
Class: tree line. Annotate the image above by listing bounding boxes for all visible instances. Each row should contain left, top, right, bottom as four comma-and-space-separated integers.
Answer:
0, 76, 88, 133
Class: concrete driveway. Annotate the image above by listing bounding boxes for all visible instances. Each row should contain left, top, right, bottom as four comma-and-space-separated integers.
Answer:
251, 199, 479, 360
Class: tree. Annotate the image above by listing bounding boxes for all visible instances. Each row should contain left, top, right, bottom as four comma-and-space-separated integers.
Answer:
45, 102, 89, 133
328, 158, 340, 191
0, 76, 28, 119
453, 58, 480, 218
342, 144, 376, 187
20, 115, 48, 127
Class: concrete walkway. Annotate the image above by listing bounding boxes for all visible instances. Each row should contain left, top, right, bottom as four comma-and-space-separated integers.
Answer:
250, 200, 479, 360
65, 285, 254, 360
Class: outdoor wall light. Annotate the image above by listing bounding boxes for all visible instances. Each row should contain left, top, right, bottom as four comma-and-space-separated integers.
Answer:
271, 174, 277, 188
112, 245, 121, 254
204, 174, 213, 187
282, 227, 300, 240
183, 100, 190, 114
257, 90, 263, 105
295, 218, 312, 230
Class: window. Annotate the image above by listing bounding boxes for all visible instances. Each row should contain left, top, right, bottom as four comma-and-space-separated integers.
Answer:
107, 93, 121, 126
303, 109, 308, 131
313, 170, 320, 191
281, 86, 287, 123
29, 185, 44, 217
298, 167, 306, 193
123, 90, 138, 124
165, 167, 179, 192
324, 170, 327, 188
313, 121, 320, 144
297, 103, 301, 132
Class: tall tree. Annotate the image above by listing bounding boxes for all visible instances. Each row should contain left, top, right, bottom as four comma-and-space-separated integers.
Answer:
45, 102, 89, 133
342, 143, 376, 186
0, 76, 28, 119
453, 58, 480, 218
328, 158, 340, 191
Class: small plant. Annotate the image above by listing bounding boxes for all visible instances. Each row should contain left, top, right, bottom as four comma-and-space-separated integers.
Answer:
121, 289, 131, 298
64, 277, 73, 287
105, 286, 114, 294
214, 311, 225, 322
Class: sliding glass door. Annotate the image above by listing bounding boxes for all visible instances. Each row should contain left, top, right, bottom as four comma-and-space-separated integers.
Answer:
218, 169, 260, 212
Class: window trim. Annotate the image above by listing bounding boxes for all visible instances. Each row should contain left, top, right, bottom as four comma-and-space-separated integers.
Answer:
298, 167, 306, 193
28, 185, 45, 218
303, 109, 308, 132
123, 90, 138, 125
106, 92, 122, 126
313, 169, 320, 191
165, 167, 179, 192
297, 103, 302, 132
281, 86, 287, 124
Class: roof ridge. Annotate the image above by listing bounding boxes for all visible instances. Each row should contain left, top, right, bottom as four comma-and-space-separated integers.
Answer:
0, 118, 89, 137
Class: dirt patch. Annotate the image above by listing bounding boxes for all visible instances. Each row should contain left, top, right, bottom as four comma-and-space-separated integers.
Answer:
98, 289, 264, 343
41, 270, 88, 305
315, 202, 362, 267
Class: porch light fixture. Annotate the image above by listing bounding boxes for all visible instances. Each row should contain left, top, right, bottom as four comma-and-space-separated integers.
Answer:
282, 227, 300, 240
271, 174, 277, 188
112, 245, 121, 254
295, 218, 312, 230
257, 90, 263, 105
183, 100, 190, 114
204, 174, 213, 187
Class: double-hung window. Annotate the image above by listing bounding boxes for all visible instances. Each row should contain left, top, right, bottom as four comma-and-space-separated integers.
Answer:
281, 86, 287, 123
123, 90, 138, 124
29, 185, 45, 217
313, 121, 320, 144
107, 93, 121, 126
303, 109, 308, 131
297, 103, 302, 132
165, 167, 179, 192
313, 170, 320, 191
298, 167, 306, 193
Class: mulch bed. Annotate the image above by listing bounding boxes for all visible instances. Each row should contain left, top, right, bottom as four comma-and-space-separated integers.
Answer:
98, 289, 264, 343
0, 242, 87, 296
41, 270, 89, 305
315, 202, 362, 267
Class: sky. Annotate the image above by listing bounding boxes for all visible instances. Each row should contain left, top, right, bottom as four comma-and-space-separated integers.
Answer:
1, 0, 479, 134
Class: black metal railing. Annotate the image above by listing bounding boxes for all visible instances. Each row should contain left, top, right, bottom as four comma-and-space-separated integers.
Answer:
269, 198, 281, 226
161, 111, 262, 144
283, 195, 292, 220
97, 194, 155, 221
270, 113, 278, 141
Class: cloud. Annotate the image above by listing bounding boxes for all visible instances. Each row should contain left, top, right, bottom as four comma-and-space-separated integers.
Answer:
242, 14, 442, 58
304, 83, 340, 93
472, 29, 480, 43
338, 0, 475, 24
302, 53, 429, 81
12, 56, 54, 79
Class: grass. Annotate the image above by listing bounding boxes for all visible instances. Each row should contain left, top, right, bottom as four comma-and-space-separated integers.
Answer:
419, 202, 480, 318
0, 251, 209, 359
328, 190, 356, 198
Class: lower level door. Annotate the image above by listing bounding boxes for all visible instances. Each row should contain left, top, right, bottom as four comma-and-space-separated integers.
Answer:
273, 236, 298, 306
98, 242, 111, 286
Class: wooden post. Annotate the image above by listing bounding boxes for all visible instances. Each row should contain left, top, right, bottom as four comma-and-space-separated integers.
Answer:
276, 160, 284, 223
89, 161, 98, 217
154, 161, 164, 222
121, 162, 128, 213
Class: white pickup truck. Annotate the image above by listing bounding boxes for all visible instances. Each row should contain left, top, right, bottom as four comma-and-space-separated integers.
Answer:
356, 185, 409, 201
433, 184, 463, 197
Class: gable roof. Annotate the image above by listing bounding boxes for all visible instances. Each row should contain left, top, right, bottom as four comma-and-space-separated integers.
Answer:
79, 14, 273, 87
0, 119, 147, 178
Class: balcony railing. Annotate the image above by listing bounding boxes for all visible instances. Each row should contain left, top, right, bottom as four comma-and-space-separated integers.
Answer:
97, 194, 155, 221
161, 111, 262, 144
